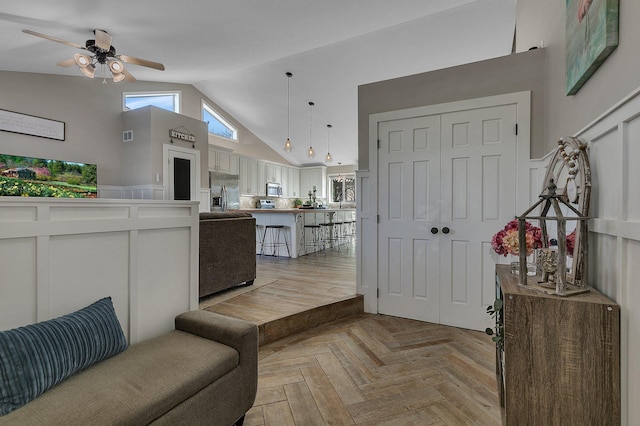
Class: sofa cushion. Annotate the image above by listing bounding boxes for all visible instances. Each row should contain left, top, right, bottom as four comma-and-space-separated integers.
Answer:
0, 330, 239, 424
0, 297, 127, 415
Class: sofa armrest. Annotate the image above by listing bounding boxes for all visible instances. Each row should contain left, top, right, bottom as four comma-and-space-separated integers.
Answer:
175, 310, 258, 409
175, 310, 257, 353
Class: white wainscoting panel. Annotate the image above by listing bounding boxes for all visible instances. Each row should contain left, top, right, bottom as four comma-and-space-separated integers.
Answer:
574, 86, 640, 426
0, 198, 200, 345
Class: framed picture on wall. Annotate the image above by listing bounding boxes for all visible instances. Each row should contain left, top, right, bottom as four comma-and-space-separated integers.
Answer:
0, 109, 65, 141
565, 0, 619, 95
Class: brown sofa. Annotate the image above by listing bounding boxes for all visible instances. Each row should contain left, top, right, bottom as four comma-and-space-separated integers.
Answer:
199, 212, 256, 298
0, 310, 258, 426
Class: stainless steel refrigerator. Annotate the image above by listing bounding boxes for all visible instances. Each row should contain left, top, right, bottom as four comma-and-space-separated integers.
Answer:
209, 171, 240, 211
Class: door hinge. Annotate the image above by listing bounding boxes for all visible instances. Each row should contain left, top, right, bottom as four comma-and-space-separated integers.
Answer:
377, 288, 380, 298
377, 139, 380, 149
377, 215, 380, 223
515, 123, 518, 135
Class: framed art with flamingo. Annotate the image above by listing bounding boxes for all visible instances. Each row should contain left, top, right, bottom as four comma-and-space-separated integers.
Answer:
565, 0, 619, 95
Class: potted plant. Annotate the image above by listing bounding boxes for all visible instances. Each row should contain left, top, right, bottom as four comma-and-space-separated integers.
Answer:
293, 198, 303, 208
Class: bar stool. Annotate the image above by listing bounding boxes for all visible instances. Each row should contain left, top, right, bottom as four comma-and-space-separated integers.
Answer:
303, 224, 323, 255
319, 222, 337, 250
344, 220, 355, 244
260, 225, 291, 257
256, 224, 265, 254
333, 221, 345, 247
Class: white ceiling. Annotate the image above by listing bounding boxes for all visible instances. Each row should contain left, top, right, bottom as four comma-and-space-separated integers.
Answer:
0, 0, 516, 166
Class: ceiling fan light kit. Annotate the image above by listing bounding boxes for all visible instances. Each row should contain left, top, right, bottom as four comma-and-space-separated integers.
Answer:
79, 64, 96, 79
74, 53, 91, 67
22, 28, 165, 83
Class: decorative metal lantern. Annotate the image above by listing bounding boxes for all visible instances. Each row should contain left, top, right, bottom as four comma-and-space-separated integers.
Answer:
516, 136, 591, 296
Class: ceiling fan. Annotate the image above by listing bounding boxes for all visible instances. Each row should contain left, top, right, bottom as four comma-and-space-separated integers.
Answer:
22, 29, 165, 82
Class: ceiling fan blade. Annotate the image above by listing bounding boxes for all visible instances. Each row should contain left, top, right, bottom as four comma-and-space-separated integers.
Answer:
22, 29, 85, 50
122, 68, 136, 82
94, 29, 112, 51
56, 58, 76, 67
118, 54, 165, 71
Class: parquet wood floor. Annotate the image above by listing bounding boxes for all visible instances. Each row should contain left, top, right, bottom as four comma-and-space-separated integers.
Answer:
249, 314, 501, 425
199, 242, 501, 425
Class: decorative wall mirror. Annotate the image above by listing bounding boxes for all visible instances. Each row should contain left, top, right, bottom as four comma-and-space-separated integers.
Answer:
539, 136, 591, 285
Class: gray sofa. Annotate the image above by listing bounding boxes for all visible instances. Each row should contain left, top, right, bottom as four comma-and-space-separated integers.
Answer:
0, 310, 258, 426
199, 212, 256, 298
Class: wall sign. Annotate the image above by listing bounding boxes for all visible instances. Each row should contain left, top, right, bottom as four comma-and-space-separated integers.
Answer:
0, 109, 65, 141
169, 127, 196, 143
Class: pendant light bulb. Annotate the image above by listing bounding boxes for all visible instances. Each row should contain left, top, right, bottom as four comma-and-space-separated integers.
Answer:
325, 124, 332, 163
307, 101, 315, 159
284, 72, 293, 153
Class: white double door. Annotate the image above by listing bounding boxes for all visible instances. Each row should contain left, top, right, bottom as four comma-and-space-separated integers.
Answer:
378, 103, 517, 331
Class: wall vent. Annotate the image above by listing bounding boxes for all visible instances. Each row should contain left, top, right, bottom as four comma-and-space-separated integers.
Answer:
123, 130, 134, 143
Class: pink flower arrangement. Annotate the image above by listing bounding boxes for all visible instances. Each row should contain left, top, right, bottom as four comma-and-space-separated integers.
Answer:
566, 230, 576, 256
491, 220, 543, 257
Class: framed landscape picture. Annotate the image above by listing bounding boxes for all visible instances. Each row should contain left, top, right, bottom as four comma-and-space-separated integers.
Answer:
566, 0, 619, 95
0, 154, 97, 198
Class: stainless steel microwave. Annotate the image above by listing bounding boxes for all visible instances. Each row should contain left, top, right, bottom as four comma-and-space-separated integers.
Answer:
266, 182, 282, 197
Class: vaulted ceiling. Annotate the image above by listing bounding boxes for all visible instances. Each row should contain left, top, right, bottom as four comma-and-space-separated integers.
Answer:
0, 0, 516, 166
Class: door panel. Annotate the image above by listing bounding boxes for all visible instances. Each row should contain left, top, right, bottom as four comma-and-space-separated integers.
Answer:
378, 103, 517, 331
439, 105, 517, 330
166, 146, 198, 202
173, 157, 191, 200
378, 115, 441, 323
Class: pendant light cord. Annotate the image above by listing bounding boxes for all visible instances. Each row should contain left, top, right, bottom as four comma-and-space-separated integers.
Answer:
287, 74, 291, 139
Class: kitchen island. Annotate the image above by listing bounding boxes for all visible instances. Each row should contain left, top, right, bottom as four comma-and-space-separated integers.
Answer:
243, 208, 355, 257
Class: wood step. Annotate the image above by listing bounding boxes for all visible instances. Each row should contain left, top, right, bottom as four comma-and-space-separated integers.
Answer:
259, 295, 363, 345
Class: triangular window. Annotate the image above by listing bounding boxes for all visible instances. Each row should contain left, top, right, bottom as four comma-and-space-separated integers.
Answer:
202, 102, 238, 141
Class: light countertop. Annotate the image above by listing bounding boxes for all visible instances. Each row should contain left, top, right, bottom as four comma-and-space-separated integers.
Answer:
241, 208, 354, 213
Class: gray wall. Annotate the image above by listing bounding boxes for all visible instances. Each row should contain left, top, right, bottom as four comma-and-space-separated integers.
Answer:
516, 0, 640, 154
357, 48, 547, 170
0, 71, 288, 187
121, 106, 209, 188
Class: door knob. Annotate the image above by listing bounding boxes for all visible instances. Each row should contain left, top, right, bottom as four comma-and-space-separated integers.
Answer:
430, 227, 438, 234
442, 227, 450, 234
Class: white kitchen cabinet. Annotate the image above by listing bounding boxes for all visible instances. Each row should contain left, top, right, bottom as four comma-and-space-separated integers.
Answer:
287, 167, 300, 198
240, 157, 258, 195
257, 161, 267, 196
265, 163, 282, 184
300, 166, 327, 199
217, 150, 239, 174
208, 147, 239, 174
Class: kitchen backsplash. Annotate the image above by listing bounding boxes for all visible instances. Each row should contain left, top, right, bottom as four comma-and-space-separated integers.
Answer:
240, 196, 327, 209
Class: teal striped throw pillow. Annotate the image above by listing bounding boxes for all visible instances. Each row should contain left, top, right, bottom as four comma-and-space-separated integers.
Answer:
0, 297, 128, 415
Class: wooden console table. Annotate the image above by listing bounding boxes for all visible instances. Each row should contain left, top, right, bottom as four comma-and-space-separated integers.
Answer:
495, 264, 620, 425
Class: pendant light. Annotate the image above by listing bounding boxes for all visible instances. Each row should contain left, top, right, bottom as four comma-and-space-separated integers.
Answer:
283, 72, 293, 152
325, 124, 333, 163
307, 101, 315, 158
